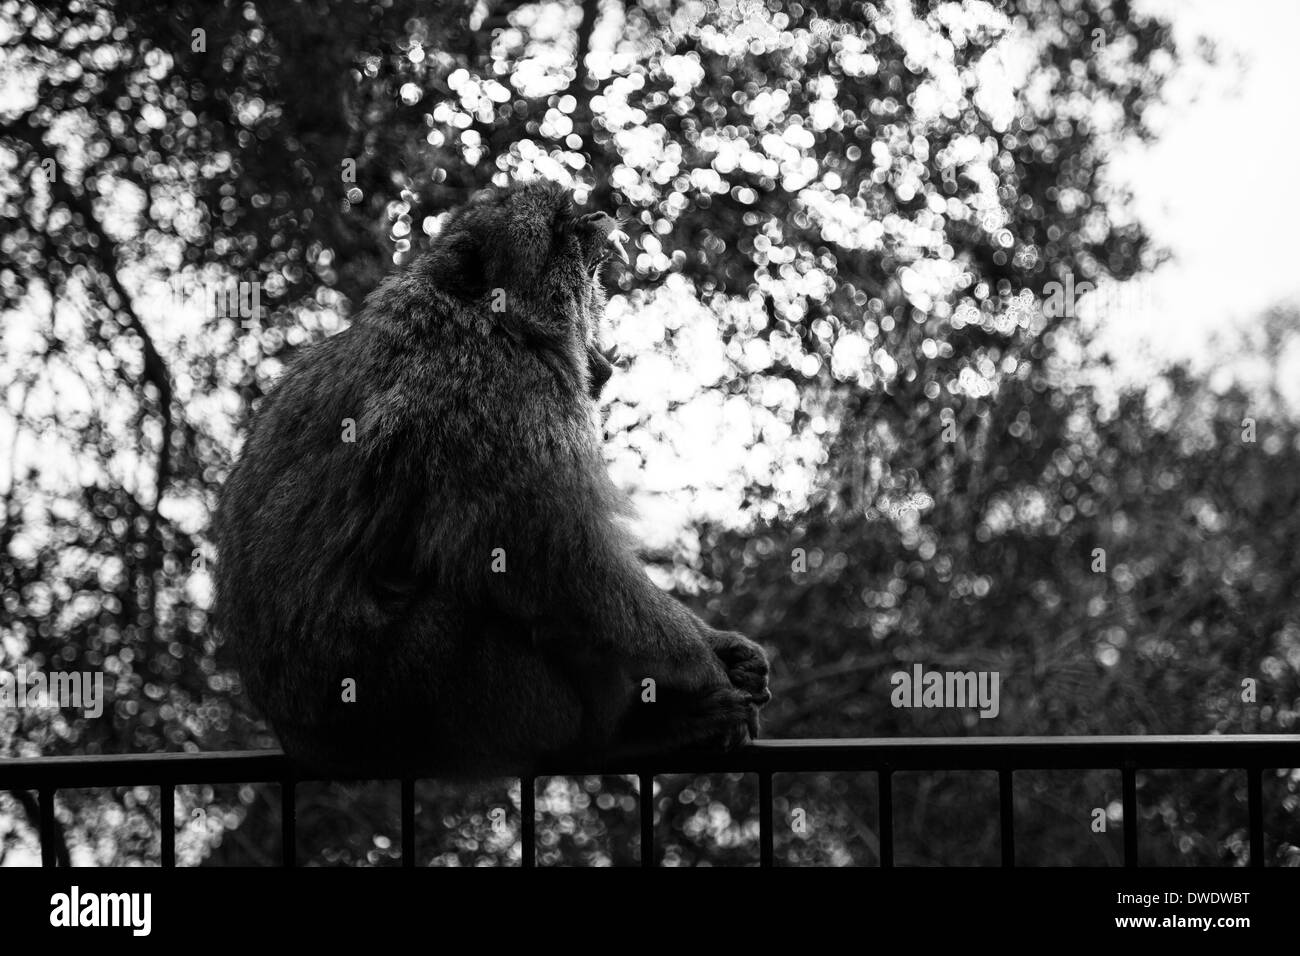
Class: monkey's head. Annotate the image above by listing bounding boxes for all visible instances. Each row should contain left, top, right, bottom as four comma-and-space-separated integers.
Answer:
420, 179, 628, 356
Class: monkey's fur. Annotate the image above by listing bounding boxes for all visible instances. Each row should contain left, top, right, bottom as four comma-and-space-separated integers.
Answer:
215, 181, 769, 776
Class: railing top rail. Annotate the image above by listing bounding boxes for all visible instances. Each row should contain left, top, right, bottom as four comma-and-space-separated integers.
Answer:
1, 735, 1297, 787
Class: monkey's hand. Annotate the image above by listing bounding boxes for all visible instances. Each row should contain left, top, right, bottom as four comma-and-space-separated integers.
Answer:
615, 667, 758, 757
677, 681, 759, 750
702, 628, 770, 707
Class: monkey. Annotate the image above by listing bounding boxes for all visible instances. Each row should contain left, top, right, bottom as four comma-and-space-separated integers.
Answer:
214, 180, 770, 777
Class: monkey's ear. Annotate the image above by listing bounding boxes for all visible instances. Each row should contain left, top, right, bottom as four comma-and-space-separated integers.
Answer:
424, 226, 489, 300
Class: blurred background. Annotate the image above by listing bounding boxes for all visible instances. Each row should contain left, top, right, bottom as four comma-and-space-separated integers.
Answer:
1, 0, 1297, 866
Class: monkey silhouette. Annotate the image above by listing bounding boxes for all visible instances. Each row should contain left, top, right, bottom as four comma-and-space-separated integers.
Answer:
215, 180, 769, 776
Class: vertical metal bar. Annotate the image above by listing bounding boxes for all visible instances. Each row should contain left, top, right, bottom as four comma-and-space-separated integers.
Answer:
281, 777, 296, 868
999, 769, 1014, 867
161, 783, 175, 868
39, 788, 56, 868
878, 769, 894, 868
520, 776, 536, 868
1247, 767, 1264, 868
639, 772, 655, 868
759, 771, 774, 868
1122, 766, 1138, 868
401, 778, 416, 868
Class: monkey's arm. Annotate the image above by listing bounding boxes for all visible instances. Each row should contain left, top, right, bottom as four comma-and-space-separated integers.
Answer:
504, 523, 767, 752
474, 465, 767, 707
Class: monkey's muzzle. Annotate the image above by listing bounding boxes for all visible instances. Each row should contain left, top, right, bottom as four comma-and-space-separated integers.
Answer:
580, 212, 631, 265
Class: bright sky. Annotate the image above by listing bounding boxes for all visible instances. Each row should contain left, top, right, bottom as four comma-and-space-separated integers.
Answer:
1097, 0, 1300, 408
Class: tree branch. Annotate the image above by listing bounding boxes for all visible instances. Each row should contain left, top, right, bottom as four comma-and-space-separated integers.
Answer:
569, 0, 603, 148
3, 122, 176, 641
4, 123, 175, 510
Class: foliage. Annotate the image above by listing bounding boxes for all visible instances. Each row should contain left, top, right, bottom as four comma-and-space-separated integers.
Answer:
0, 0, 1294, 866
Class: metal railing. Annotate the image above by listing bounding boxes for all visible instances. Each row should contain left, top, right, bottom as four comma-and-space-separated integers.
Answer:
2, 735, 1296, 867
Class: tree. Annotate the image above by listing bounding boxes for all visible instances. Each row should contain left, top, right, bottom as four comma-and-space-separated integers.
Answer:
3, 0, 1260, 867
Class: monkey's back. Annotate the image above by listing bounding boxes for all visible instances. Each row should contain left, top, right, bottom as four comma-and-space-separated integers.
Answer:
214, 275, 600, 773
